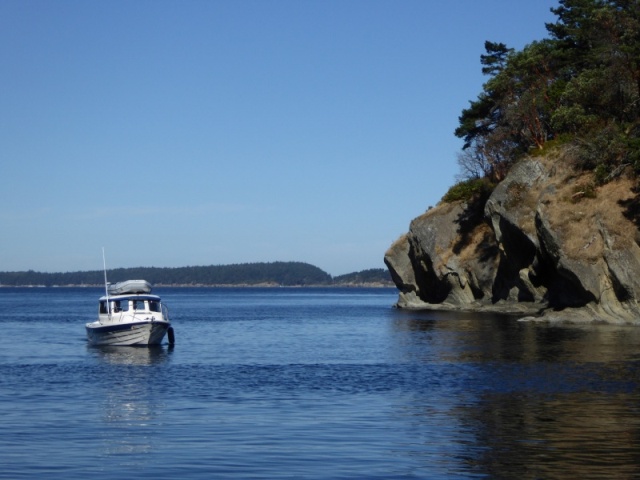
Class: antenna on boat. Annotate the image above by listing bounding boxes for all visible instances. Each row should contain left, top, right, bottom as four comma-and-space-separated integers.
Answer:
102, 247, 111, 318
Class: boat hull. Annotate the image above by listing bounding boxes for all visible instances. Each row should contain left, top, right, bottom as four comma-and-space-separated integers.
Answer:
86, 320, 170, 346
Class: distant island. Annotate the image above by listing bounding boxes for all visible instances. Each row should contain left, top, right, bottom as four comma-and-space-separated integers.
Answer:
0, 262, 393, 288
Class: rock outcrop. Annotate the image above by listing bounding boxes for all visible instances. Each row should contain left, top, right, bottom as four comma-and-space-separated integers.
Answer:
385, 151, 640, 323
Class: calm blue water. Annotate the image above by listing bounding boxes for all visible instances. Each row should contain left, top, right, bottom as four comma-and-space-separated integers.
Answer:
1, 287, 640, 479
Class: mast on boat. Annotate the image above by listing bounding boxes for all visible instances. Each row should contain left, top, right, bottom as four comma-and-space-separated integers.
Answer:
102, 247, 111, 320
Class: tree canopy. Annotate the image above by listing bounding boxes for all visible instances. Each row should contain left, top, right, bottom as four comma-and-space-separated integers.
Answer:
455, 0, 640, 183
0, 263, 392, 287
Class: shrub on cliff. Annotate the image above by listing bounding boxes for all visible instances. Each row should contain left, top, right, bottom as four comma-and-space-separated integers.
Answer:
442, 178, 495, 204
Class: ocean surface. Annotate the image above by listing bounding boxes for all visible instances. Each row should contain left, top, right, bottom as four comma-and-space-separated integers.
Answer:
1, 287, 640, 479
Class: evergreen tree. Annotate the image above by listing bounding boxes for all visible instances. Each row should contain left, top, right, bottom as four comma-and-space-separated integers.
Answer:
455, 0, 640, 182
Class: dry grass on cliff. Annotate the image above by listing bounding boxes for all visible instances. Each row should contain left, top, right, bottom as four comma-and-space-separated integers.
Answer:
545, 169, 637, 261
455, 222, 499, 266
435, 220, 499, 275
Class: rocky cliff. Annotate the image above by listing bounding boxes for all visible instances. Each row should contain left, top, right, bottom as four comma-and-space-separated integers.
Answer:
384, 150, 640, 323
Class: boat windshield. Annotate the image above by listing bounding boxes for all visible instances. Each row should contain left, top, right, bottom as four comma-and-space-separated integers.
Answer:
133, 300, 145, 311
99, 297, 161, 314
111, 299, 129, 313
99, 299, 129, 313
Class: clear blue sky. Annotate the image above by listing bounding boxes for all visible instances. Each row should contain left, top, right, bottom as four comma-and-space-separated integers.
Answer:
1, 0, 559, 276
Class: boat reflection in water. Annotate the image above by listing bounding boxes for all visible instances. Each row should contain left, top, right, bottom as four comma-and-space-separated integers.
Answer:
89, 345, 174, 459
91, 344, 174, 366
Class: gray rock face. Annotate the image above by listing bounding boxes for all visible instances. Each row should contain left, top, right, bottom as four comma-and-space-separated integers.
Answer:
385, 155, 640, 323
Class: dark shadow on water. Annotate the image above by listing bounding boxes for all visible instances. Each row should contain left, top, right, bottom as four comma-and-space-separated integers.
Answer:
88, 344, 174, 366
389, 308, 640, 477
389, 308, 640, 363
454, 390, 640, 478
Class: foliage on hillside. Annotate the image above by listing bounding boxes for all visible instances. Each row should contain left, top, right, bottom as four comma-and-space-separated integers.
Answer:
333, 268, 392, 285
442, 178, 495, 203
452, 0, 640, 191
0, 263, 392, 287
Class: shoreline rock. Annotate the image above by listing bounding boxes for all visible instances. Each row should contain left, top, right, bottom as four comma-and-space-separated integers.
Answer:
385, 151, 640, 325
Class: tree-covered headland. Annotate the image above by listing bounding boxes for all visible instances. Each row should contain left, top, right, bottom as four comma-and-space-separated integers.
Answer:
0, 263, 392, 287
449, 0, 640, 202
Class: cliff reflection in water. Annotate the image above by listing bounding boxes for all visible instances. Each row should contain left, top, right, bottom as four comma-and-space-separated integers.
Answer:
392, 310, 640, 478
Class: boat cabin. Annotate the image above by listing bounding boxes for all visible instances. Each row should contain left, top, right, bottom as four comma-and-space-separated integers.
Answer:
99, 295, 162, 315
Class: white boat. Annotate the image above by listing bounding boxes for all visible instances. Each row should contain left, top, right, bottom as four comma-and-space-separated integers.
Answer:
86, 281, 174, 346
